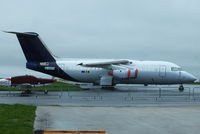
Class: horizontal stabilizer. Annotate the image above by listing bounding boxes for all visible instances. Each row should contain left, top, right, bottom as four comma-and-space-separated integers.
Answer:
4, 31, 38, 36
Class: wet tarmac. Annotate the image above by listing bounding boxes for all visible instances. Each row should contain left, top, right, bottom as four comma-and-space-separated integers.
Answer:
2, 84, 200, 134
1, 84, 200, 106
34, 106, 200, 134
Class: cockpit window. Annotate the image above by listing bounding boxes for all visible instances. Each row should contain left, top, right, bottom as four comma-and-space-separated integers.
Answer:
171, 67, 182, 71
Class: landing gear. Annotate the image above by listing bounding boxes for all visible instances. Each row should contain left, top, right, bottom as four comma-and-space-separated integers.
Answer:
179, 85, 184, 92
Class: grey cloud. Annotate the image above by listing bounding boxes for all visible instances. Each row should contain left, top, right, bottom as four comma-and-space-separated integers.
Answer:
0, 0, 200, 78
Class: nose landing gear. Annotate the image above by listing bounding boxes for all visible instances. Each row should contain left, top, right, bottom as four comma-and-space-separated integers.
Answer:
179, 84, 184, 92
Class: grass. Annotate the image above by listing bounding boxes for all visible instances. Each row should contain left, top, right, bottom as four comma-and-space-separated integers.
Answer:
0, 104, 36, 134
0, 81, 84, 91
187, 82, 200, 85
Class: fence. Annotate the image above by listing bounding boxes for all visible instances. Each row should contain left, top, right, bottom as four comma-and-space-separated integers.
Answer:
1, 85, 200, 102
34, 130, 106, 134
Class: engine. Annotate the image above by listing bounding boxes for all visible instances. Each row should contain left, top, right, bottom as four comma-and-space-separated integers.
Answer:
112, 69, 138, 79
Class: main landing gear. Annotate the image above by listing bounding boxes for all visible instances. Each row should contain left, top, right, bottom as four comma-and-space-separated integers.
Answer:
179, 84, 184, 92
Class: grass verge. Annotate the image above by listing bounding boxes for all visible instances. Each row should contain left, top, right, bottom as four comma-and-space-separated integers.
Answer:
0, 82, 84, 91
0, 104, 36, 134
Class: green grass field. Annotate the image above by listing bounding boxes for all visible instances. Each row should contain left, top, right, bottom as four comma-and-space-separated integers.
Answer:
0, 104, 36, 134
188, 82, 200, 85
0, 81, 84, 91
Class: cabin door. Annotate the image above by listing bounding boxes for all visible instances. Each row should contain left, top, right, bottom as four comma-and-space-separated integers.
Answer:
159, 65, 166, 77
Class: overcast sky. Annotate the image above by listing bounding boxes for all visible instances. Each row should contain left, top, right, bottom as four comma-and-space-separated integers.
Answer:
0, 0, 200, 78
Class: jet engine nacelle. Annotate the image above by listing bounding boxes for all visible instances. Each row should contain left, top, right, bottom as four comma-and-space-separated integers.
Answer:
113, 69, 138, 79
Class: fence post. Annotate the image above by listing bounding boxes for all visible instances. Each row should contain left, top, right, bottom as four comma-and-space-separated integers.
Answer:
159, 87, 161, 98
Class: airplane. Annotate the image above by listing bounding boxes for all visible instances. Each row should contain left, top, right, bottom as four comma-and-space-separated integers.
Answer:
0, 78, 11, 86
0, 75, 55, 94
4, 31, 197, 92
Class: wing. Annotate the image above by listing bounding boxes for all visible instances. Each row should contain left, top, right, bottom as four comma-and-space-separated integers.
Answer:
78, 60, 130, 68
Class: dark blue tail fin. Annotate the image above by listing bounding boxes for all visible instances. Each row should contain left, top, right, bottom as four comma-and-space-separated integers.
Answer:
5, 31, 55, 62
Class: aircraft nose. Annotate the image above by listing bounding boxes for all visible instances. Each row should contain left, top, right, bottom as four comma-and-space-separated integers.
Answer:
181, 71, 197, 83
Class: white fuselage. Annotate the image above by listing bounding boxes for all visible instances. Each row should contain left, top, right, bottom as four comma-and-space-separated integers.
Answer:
0, 78, 11, 86
55, 59, 196, 85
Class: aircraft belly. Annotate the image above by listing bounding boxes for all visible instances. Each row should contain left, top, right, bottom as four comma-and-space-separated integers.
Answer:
161, 72, 180, 84
114, 71, 181, 85
134, 71, 181, 84
64, 69, 106, 83
112, 71, 155, 84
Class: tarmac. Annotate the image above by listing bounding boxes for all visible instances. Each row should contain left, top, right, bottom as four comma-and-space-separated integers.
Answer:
1, 84, 200, 134
34, 106, 200, 134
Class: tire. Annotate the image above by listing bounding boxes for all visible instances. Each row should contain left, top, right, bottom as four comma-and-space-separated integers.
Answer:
179, 85, 184, 92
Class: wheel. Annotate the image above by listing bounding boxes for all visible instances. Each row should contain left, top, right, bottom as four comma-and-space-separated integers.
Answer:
179, 85, 184, 92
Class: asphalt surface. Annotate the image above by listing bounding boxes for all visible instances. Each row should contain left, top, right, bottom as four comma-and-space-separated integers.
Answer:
34, 106, 200, 134
1, 84, 200, 134
1, 85, 200, 106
